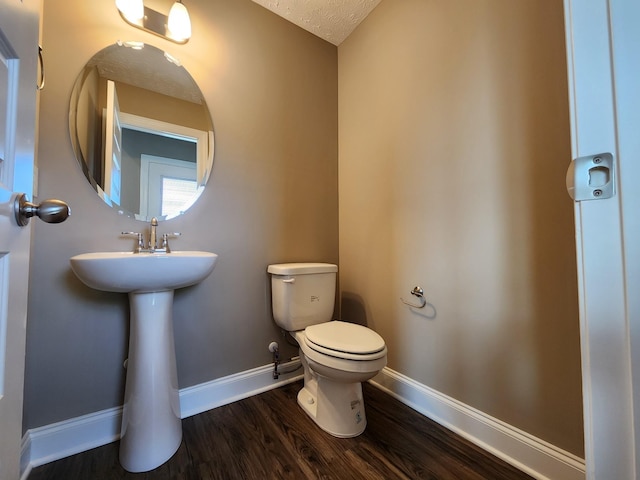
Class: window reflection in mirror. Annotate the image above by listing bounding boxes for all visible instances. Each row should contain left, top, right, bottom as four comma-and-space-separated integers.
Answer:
69, 42, 214, 221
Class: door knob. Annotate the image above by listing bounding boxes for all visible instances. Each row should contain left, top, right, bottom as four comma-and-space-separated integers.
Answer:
14, 193, 70, 226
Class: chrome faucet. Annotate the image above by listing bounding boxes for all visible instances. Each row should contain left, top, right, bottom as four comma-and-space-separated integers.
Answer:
149, 217, 158, 251
121, 218, 181, 253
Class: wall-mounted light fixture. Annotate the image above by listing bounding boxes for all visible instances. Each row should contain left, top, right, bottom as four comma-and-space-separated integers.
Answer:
115, 0, 192, 44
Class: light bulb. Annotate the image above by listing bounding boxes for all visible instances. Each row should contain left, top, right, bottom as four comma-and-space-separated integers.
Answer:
168, 1, 192, 41
115, 0, 144, 22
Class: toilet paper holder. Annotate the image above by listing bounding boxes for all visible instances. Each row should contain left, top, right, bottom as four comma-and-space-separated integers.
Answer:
400, 286, 427, 308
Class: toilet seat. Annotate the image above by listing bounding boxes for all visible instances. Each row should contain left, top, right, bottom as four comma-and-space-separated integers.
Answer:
296, 331, 387, 376
303, 321, 386, 361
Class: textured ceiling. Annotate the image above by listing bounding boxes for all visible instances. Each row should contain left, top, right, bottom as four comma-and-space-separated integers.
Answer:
90, 43, 204, 104
251, 0, 382, 46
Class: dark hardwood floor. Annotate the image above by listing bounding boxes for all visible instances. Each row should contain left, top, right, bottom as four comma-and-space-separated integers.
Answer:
29, 381, 533, 479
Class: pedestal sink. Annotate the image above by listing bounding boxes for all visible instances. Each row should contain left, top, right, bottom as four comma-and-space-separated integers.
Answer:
69, 251, 218, 472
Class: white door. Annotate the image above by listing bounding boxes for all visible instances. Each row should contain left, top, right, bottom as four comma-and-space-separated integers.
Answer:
140, 155, 197, 218
0, 0, 40, 478
564, 0, 639, 478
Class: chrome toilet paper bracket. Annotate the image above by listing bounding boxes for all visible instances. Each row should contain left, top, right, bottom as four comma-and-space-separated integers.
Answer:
400, 286, 427, 308
400, 286, 437, 319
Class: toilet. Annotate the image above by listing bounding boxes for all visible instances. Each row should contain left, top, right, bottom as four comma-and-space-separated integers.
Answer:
267, 263, 387, 438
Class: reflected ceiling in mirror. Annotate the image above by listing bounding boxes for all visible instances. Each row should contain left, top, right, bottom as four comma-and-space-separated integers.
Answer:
69, 41, 214, 221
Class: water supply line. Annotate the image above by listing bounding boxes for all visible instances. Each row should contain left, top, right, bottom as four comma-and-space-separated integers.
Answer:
269, 341, 302, 380
269, 341, 280, 379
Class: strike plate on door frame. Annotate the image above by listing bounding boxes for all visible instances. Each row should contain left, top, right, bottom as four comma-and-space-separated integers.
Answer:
566, 152, 614, 201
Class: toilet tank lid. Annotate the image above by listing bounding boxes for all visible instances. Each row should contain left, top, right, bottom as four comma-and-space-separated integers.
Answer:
267, 263, 338, 275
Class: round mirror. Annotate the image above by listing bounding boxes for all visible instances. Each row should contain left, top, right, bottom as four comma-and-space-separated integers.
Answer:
69, 41, 214, 221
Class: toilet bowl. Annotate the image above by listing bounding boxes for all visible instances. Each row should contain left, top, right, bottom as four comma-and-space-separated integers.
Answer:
267, 263, 387, 438
293, 322, 387, 437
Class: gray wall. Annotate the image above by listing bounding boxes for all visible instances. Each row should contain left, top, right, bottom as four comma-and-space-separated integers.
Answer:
23, 0, 338, 431
338, 0, 584, 456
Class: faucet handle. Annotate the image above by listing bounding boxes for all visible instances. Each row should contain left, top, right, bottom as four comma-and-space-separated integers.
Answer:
121, 231, 144, 253
161, 232, 181, 253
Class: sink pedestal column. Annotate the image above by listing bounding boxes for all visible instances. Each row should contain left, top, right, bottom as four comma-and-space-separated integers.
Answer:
119, 290, 182, 473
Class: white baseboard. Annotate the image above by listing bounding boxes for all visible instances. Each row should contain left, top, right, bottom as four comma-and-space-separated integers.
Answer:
21, 362, 585, 480
179, 358, 302, 418
21, 360, 302, 475
370, 367, 586, 480
22, 406, 122, 471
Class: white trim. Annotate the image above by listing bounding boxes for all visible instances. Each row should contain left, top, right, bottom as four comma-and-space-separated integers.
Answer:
119, 111, 209, 184
610, 0, 640, 474
22, 406, 121, 470
563, 0, 637, 478
180, 360, 302, 419
370, 368, 586, 480
20, 362, 584, 480
20, 361, 302, 476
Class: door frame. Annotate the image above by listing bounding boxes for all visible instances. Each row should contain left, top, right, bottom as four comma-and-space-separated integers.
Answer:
563, 0, 638, 477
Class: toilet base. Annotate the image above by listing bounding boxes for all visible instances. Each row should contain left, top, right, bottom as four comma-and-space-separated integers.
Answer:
297, 376, 367, 438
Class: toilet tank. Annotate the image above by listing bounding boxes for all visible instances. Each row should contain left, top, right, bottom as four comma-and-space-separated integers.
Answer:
267, 263, 338, 331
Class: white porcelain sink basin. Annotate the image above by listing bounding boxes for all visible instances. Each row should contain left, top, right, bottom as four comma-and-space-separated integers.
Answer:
70, 251, 218, 293
69, 250, 218, 472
